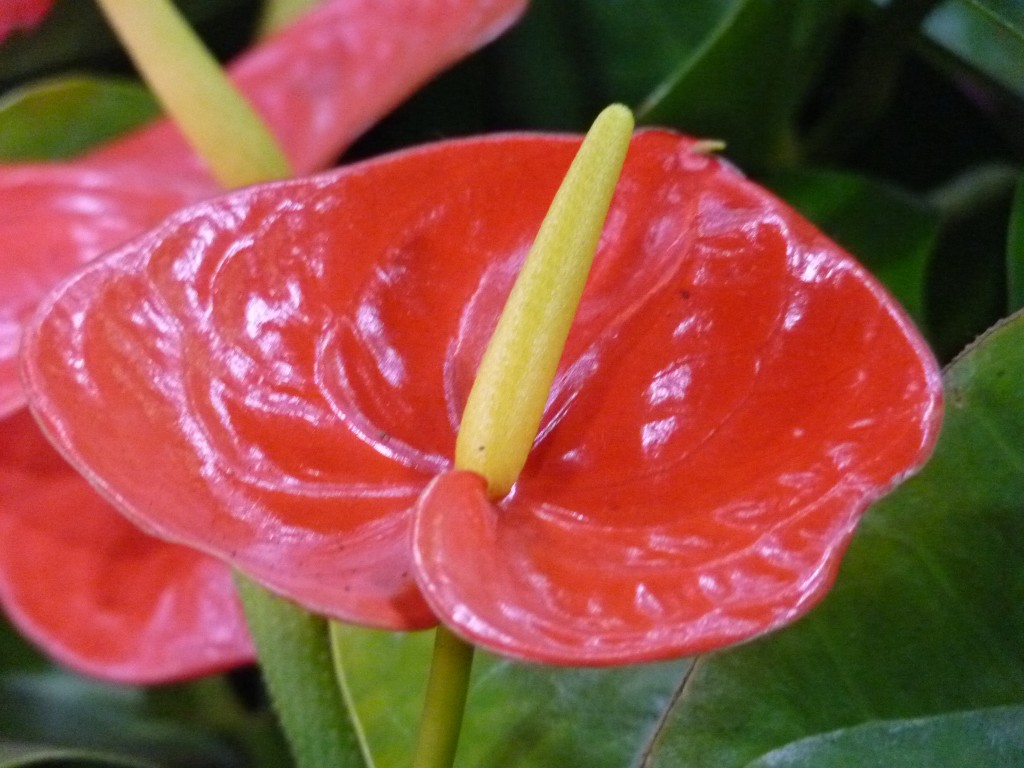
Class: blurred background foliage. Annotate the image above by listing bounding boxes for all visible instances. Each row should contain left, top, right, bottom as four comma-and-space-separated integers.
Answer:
0, 0, 1022, 765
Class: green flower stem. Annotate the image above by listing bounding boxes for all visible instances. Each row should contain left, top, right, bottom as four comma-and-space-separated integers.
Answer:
412, 626, 476, 768
236, 574, 370, 768
93, 0, 291, 187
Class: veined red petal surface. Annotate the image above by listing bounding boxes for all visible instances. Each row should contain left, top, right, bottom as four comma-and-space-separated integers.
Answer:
0, 0, 527, 680
22, 130, 942, 660
0, 0, 52, 43
0, 166, 207, 417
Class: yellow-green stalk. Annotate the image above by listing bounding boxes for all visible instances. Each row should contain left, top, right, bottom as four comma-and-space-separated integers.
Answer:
454, 103, 634, 498
94, 0, 291, 187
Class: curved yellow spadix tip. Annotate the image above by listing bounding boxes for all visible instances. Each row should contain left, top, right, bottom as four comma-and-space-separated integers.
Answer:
454, 103, 634, 498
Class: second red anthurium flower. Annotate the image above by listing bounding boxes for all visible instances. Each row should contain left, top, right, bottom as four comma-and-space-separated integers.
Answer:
22, 126, 942, 663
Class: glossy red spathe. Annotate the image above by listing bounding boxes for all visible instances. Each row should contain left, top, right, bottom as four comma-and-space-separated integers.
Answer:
22, 129, 943, 663
0, 0, 527, 681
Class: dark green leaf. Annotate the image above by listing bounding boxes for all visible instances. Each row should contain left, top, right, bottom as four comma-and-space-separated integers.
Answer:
639, 0, 852, 170
769, 169, 939, 324
0, 672, 247, 767
0, 617, 50, 675
0, 77, 157, 160
743, 706, 1024, 767
493, 0, 734, 129
1007, 174, 1024, 311
348, 0, 735, 160
0, 743, 157, 768
643, 310, 1024, 767
925, 168, 1015, 361
922, 0, 1024, 97
332, 625, 687, 768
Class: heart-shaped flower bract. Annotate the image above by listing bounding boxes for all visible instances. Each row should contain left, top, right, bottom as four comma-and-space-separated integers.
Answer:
23, 128, 943, 664
0, 0, 526, 681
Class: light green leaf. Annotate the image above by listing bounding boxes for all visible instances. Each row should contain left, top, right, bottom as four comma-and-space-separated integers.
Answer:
643, 310, 1024, 766
0, 76, 157, 160
743, 706, 1024, 767
332, 626, 687, 768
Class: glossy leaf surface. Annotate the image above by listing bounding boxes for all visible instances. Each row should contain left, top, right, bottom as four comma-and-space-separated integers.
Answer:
0, 0, 529, 681
644, 310, 1024, 766
333, 625, 687, 767
921, 0, 1024, 99
744, 706, 1024, 768
24, 129, 942, 662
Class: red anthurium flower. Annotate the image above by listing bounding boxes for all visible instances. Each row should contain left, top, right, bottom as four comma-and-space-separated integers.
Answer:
0, 0, 526, 681
23, 129, 943, 664
0, 0, 52, 43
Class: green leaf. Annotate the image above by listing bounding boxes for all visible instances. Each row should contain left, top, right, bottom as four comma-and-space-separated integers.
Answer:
0, 617, 50, 675
743, 706, 1024, 767
0, 76, 157, 160
0, 743, 158, 768
235, 575, 369, 768
925, 169, 1015, 361
332, 625, 687, 768
0, 743, 157, 768
0, 672, 247, 767
1007, 174, 1024, 312
347, 0, 735, 162
921, 0, 1024, 98
638, 0, 852, 170
642, 310, 1024, 767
